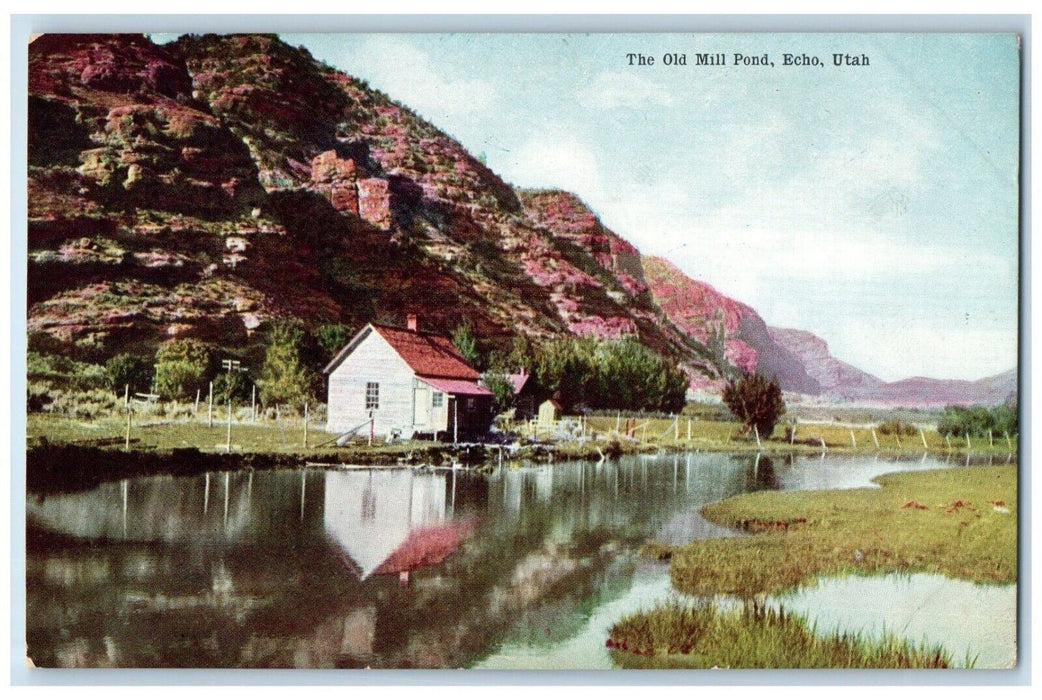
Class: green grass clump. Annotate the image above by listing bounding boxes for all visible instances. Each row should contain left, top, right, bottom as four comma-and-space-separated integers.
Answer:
665, 465, 1016, 598
607, 600, 953, 669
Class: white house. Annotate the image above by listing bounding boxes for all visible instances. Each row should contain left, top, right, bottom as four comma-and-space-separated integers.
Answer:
323, 315, 493, 440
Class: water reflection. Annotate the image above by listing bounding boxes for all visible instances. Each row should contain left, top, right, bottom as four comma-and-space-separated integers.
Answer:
26, 452, 1009, 668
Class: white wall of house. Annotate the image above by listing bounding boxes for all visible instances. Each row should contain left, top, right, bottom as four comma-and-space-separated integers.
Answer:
416, 379, 449, 434
327, 329, 416, 436
326, 328, 455, 437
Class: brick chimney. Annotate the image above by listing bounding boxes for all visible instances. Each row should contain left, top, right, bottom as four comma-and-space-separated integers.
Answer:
407, 314, 418, 332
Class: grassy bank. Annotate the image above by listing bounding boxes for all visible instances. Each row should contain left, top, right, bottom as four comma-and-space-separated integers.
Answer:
664, 465, 1016, 597
610, 465, 1016, 668
608, 600, 953, 669
582, 415, 1017, 456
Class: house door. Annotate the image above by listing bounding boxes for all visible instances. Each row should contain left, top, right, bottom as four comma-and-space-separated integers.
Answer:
414, 384, 429, 427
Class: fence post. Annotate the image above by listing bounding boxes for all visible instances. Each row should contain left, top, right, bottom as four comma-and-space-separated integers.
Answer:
989, 430, 994, 448
252, 385, 257, 422
791, 419, 797, 445
687, 419, 691, 442
226, 399, 232, 453
195, 389, 200, 414
303, 401, 309, 449
871, 428, 879, 449
1005, 431, 1012, 450
966, 432, 971, 450
208, 381, 214, 428
125, 405, 131, 451
753, 425, 762, 450
850, 430, 857, 448
945, 434, 952, 450
124, 384, 129, 407
920, 428, 928, 450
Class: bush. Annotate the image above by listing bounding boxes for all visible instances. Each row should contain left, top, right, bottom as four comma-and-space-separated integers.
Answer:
46, 388, 119, 420
722, 373, 785, 438
104, 353, 152, 395
213, 369, 252, 404
154, 338, 215, 399
27, 351, 107, 392
937, 403, 1018, 438
878, 419, 917, 436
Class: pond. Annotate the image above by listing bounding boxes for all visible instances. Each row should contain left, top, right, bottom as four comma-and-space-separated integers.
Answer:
25, 451, 1015, 668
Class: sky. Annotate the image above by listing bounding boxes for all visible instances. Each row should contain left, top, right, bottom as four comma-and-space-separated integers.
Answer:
278, 32, 1020, 382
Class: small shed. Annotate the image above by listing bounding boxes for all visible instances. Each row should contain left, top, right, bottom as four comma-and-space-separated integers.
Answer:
507, 367, 539, 419
537, 399, 561, 429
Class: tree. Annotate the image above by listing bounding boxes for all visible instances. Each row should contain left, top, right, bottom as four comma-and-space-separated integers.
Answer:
258, 319, 317, 408
722, 372, 785, 438
213, 368, 251, 404
452, 322, 481, 368
154, 339, 213, 399
482, 371, 517, 414
315, 322, 352, 359
105, 353, 152, 395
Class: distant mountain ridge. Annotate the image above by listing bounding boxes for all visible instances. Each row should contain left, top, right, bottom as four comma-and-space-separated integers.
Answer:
769, 327, 1016, 406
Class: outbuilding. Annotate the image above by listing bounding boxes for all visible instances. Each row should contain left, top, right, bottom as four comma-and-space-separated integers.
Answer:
324, 315, 493, 441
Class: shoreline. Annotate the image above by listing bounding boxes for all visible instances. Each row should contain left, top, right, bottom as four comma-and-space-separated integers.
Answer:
25, 434, 1017, 494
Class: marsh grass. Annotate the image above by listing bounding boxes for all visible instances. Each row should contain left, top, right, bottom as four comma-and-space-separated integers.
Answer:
607, 599, 954, 669
662, 465, 1016, 598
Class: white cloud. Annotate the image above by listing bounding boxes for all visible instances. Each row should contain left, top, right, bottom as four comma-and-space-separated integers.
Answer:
355, 37, 498, 118
576, 72, 674, 110
498, 133, 604, 199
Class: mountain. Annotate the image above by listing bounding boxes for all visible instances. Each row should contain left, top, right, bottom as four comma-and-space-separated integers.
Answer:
769, 327, 1016, 406
26, 33, 716, 381
641, 257, 819, 393
25, 33, 1014, 407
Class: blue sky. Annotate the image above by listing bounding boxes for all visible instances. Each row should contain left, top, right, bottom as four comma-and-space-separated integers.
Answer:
276, 33, 1020, 382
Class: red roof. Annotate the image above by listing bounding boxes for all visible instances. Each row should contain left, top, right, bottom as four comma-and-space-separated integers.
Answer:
508, 370, 530, 394
372, 325, 481, 379
323, 323, 483, 380
421, 377, 492, 396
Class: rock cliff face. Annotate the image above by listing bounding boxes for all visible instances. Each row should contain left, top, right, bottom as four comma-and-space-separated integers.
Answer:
767, 327, 882, 396
25, 33, 707, 380
641, 257, 818, 393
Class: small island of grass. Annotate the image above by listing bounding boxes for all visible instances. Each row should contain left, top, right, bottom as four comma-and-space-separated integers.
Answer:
610, 464, 1016, 668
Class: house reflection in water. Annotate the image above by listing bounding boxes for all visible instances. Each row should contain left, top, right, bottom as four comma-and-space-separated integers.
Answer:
322, 470, 475, 585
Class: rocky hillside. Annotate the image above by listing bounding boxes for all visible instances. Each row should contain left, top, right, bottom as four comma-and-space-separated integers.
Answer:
641, 257, 819, 393
26, 33, 718, 381
25, 33, 1014, 406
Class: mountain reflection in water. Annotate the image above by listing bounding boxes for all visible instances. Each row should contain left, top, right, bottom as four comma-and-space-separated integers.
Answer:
26, 452, 991, 668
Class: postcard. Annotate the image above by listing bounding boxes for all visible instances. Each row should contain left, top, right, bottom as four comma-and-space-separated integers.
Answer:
22, 28, 1020, 672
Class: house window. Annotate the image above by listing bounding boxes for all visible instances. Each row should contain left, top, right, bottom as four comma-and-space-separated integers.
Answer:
365, 382, 379, 410
432, 391, 444, 408
466, 398, 476, 413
